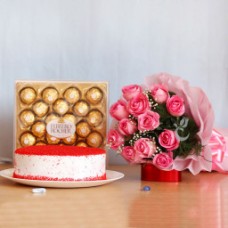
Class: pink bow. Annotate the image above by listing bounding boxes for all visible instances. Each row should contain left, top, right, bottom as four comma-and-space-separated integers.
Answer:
209, 129, 228, 172
210, 129, 226, 163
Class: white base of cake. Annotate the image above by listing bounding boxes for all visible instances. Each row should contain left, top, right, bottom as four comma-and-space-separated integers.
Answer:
14, 154, 106, 181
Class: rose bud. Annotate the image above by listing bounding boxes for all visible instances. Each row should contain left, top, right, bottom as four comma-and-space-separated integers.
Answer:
151, 84, 169, 103
107, 129, 124, 149
158, 129, 180, 151
109, 100, 129, 121
122, 84, 142, 101
166, 95, 185, 117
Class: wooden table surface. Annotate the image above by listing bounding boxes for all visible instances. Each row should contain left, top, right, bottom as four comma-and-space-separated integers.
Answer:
1, 163, 228, 228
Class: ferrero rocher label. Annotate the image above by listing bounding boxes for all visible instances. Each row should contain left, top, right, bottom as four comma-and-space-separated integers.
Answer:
15, 81, 108, 149
46, 119, 76, 138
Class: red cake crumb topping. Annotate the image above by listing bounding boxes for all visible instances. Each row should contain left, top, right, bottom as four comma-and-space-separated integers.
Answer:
13, 172, 107, 181
15, 145, 105, 156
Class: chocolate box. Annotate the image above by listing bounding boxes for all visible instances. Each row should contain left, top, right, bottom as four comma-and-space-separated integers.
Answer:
15, 81, 108, 150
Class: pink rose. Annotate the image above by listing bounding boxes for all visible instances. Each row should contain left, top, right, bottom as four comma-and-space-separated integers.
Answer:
134, 138, 156, 161
107, 129, 124, 149
138, 110, 160, 131
109, 100, 129, 121
153, 152, 173, 169
118, 119, 137, 136
128, 93, 149, 117
158, 129, 179, 150
122, 84, 143, 101
151, 84, 169, 103
121, 146, 136, 163
166, 95, 185, 117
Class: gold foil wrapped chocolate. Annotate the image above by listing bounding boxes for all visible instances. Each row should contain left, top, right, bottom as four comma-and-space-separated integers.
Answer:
42, 87, 58, 104
45, 113, 60, 123
86, 87, 103, 105
76, 121, 91, 138
35, 141, 46, 146
19, 87, 37, 105
46, 134, 60, 145
73, 100, 90, 117
62, 133, 77, 145
86, 131, 103, 148
19, 110, 36, 127
15, 81, 107, 148
76, 141, 88, 147
53, 99, 69, 115
20, 132, 36, 147
31, 121, 46, 138
87, 110, 103, 127
63, 87, 81, 104
63, 113, 77, 124
33, 101, 49, 117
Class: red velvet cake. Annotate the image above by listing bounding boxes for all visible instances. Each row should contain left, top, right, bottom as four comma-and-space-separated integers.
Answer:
13, 145, 106, 181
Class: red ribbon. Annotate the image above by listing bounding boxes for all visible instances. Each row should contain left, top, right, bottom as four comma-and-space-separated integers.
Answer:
141, 163, 181, 182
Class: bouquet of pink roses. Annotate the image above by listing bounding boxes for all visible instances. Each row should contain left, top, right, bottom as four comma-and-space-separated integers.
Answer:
107, 73, 215, 175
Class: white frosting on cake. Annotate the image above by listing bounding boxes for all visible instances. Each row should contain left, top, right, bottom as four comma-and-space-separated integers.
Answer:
14, 153, 106, 181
